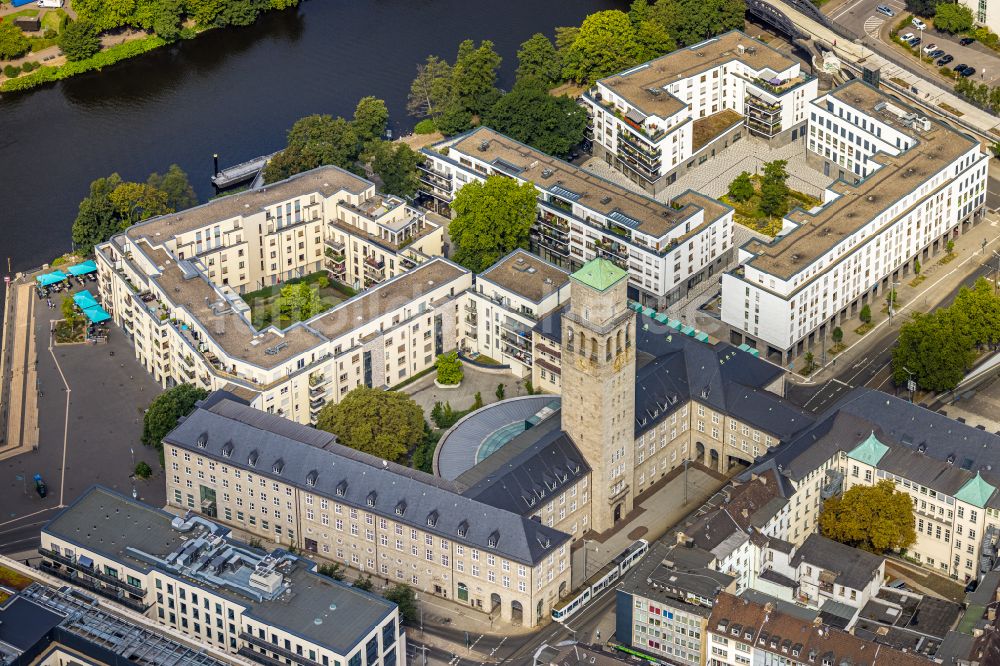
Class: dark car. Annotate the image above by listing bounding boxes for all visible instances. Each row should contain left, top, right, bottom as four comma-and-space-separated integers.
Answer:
909, 37, 921, 48
929, 49, 945, 58
960, 66, 976, 77
33, 473, 47, 498
954, 63, 969, 74
960, 37, 975, 46
937, 54, 954, 65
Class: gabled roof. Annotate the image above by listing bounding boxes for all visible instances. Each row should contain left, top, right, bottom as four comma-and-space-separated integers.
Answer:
846, 431, 889, 466
570, 259, 627, 292
955, 472, 996, 509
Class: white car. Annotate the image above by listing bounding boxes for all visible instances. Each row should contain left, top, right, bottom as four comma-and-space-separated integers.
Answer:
922, 43, 938, 53
911, 17, 927, 29
900, 32, 915, 41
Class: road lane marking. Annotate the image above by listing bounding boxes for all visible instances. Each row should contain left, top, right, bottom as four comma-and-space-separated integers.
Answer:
48, 326, 71, 507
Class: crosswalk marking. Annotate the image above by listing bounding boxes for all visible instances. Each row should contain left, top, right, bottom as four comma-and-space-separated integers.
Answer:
863, 16, 885, 38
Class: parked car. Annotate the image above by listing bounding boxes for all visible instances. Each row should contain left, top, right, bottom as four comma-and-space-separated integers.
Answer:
877, 4, 895, 16
929, 49, 945, 58
888, 579, 907, 590
33, 474, 47, 498
911, 17, 927, 29
909, 37, 921, 47
954, 63, 969, 74
960, 37, 975, 45
900, 31, 915, 41
937, 54, 954, 65
922, 43, 938, 53
960, 66, 976, 77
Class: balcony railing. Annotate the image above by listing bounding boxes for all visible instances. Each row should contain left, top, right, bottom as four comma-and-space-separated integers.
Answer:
40, 548, 145, 596
39, 563, 149, 613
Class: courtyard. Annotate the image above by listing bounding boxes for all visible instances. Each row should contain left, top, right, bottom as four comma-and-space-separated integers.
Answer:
241, 271, 356, 329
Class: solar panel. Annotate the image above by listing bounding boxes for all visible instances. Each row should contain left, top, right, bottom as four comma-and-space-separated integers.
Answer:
549, 185, 581, 201
608, 210, 641, 229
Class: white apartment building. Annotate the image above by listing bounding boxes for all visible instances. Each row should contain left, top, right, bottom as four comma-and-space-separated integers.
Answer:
419, 127, 734, 308
460, 250, 570, 377
39, 486, 404, 666
582, 30, 818, 194
722, 80, 988, 362
959, 0, 999, 35
95, 166, 469, 425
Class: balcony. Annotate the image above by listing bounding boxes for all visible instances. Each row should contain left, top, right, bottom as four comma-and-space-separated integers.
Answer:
364, 256, 385, 271
618, 132, 663, 163
324, 238, 345, 253
309, 372, 328, 388
240, 632, 326, 666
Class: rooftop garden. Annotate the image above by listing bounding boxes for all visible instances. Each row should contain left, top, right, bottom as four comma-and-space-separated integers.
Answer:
242, 271, 357, 329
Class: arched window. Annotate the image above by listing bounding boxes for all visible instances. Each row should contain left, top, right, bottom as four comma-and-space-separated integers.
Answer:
605, 338, 612, 361
590, 337, 598, 361
616, 329, 623, 355
457, 583, 469, 602
566, 327, 574, 352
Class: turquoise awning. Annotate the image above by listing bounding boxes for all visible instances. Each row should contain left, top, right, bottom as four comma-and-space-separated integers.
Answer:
737, 343, 750, 351
629, 302, 643, 312
36, 271, 67, 286
83, 305, 111, 323
667, 319, 682, 330
653, 313, 670, 324
695, 332, 710, 342
73, 290, 99, 309
681, 325, 696, 336
67, 260, 97, 276
642, 307, 656, 317
748, 348, 760, 357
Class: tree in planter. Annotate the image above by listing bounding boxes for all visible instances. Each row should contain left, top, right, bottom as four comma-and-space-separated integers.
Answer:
802, 351, 816, 374
316, 387, 424, 462
495, 383, 506, 400
353, 574, 374, 592
885, 289, 899, 309
946, 239, 955, 254
990, 141, 1000, 159
142, 384, 209, 450
384, 584, 419, 624
435, 351, 463, 385
317, 563, 346, 581
448, 176, 538, 272
933, 2, 974, 32
134, 461, 153, 479
727, 171, 755, 202
859, 304, 872, 324
61, 296, 78, 326
820, 479, 916, 553
831, 327, 844, 345
758, 160, 790, 218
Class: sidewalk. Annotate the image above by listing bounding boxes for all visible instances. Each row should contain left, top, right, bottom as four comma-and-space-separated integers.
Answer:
791, 211, 1000, 385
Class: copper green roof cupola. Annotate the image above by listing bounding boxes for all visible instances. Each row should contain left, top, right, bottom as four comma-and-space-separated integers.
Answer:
571, 258, 627, 292
846, 431, 889, 467
955, 472, 997, 509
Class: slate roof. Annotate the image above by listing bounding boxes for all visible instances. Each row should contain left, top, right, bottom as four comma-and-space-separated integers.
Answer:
163, 396, 570, 565
792, 534, 884, 591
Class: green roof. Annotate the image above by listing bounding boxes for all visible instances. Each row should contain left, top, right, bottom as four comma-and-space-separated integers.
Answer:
955, 472, 997, 509
846, 431, 889, 467
571, 259, 627, 292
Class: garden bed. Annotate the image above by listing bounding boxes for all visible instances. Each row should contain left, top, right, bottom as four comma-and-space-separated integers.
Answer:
855, 322, 875, 336
54, 319, 86, 344
722, 176, 820, 237
242, 272, 356, 329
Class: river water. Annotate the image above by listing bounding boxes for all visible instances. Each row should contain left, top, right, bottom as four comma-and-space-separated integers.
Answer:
0, 0, 617, 274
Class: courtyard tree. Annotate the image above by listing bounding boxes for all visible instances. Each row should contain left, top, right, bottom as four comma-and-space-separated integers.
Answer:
141, 384, 209, 451
515, 32, 562, 86
448, 176, 538, 272
384, 584, 418, 624
147, 164, 198, 211
819, 479, 916, 553
58, 19, 101, 61
435, 351, 463, 385
559, 10, 643, 83
933, 2, 974, 32
759, 159, 790, 218
0, 22, 30, 60
364, 140, 423, 199
727, 171, 755, 202
484, 81, 588, 157
276, 282, 325, 322
134, 461, 153, 479
316, 387, 424, 462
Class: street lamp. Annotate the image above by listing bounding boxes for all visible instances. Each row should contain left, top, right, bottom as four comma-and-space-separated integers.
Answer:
887, 281, 900, 325
902, 366, 916, 402
918, 26, 924, 61
993, 250, 1000, 294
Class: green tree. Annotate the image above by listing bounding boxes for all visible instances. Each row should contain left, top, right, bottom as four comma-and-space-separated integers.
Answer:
61, 295, 78, 325
134, 461, 153, 479
495, 383, 506, 400
411, 426, 440, 473
560, 10, 642, 83
364, 141, 423, 198
352, 96, 389, 149
905, 0, 940, 15
275, 282, 325, 321
649, 0, 745, 47
471, 391, 484, 410
407, 55, 453, 121
147, 164, 198, 211
914, 259, 921, 275
933, 1, 973, 31
58, 19, 101, 61
317, 563, 346, 580
316, 387, 424, 462
635, 19, 676, 61
72, 173, 124, 252
384, 584, 418, 624
434, 105, 474, 136
727, 171, 755, 202
353, 574, 374, 592
217, 0, 265, 27
264, 114, 359, 183
946, 240, 955, 254
516, 32, 561, 86
71, 0, 136, 31
629, 0, 652, 26
953, 278, 1000, 347
141, 384, 209, 450
109, 181, 173, 227
892, 310, 974, 391
832, 327, 843, 344
448, 176, 538, 272
450, 39, 502, 117
0, 22, 30, 60
860, 303, 872, 324
484, 83, 588, 157
758, 159, 789, 218
802, 351, 815, 374
149, 0, 184, 40
436, 351, 463, 385
819, 480, 916, 553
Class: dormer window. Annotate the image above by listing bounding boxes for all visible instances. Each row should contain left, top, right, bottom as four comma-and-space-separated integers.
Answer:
221, 442, 234, 458
197, 433, 208, 449
487, 531, 500, 548
426, 511, 438, 527
272, 459, 284, 475
457, 520, 468, 537
367, 491, 377, 507
336, 481, 347, 497
395, 501, 406, 516
306, 470, 318, 487
248, 450, 259, 467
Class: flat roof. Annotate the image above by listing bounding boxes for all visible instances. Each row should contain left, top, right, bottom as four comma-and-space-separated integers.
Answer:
125, 166, 370, 243
447, 127, 707, 240
598, 31, 799, 119
745, 81, 976, 281
479, 250, 568, 303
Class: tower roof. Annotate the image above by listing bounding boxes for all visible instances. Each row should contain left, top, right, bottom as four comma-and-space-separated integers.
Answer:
571, 259, 627, 292
846, 431, 889, 467
955, 472, 996, 509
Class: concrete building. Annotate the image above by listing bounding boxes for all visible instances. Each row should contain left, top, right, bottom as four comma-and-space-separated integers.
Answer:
582, 30, 818, 194
705, 592, 933, 666
723, 80, 988, 362
419, 127, 734, 308
95, 165, 469, 425
38, 486, 403, 666
616, 541, 736, 665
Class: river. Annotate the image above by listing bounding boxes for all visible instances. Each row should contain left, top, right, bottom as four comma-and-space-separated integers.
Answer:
0, 0, 618, 276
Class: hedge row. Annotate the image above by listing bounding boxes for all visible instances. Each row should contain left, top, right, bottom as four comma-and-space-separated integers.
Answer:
1, 34, 166, 92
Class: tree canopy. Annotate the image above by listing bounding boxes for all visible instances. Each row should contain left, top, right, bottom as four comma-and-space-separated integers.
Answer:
559, 10, 644, 84
648, 0, 745, 47
59, 19, 101, 61
72, 171, 178, 252
436, 351, 463, 385
484, 82, 588, 157
364, 140, 423, 199
142, 384, 209, 450
352, 96, 389, 149
905, 0, 940, 16
147, 164, 198, 211
276, 282, 326, 322
727, 171, 755, 202
316, 387, 425, 462
407, 55, 453, 122
70, 0, 298, 34
448, 176, 538, 273
406, 40, 501, 134
933, 2, 974, 33
819, 480, 917, 553
0, 22, 30, 61
759, 159, 790, 218
383, 584, 418, 624
516, 33, 562, 87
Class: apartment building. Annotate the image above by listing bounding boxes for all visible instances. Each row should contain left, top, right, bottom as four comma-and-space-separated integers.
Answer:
723, 80, 988, 362
460, 250, 570, 377
582, 31, 817, 194
705, 592, 933, 666
419, 127, 734, 308
161, 391, 573, 628
38, 486, 403, 666
95, 168, 469, 425
616, 541, 736, 665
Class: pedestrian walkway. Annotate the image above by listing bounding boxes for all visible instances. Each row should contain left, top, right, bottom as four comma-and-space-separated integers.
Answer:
1, 280, 39, 459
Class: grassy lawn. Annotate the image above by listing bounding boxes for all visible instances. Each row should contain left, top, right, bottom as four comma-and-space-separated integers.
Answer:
721, 176, 821, 237
909, 274, 927, 288
2, 8, 40, 22
41, 8, 66, 31
243, 272, 356, 329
